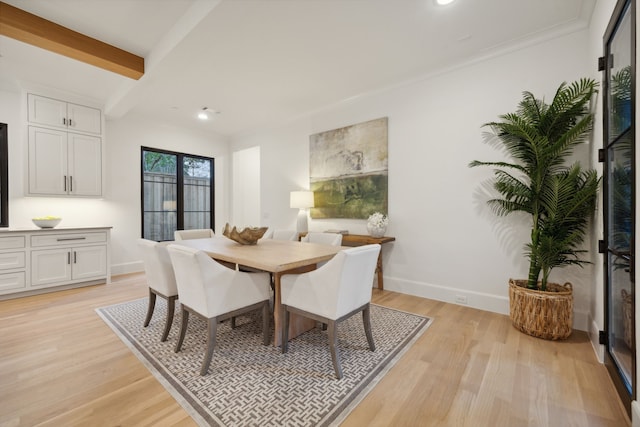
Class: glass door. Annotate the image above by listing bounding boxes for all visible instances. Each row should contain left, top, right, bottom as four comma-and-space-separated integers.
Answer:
603, 0, 635, 413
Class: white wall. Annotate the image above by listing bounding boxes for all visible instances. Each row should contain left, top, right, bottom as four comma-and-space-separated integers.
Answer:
105, 113, 230, 274
0, 89, 231, 276
231, 146, 260, 228
231, 29, 596, 328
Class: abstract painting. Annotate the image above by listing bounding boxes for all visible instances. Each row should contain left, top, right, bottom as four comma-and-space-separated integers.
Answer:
309, 117, 388, 219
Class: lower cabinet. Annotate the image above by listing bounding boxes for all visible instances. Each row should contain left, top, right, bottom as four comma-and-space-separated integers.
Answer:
0, 272, 26, 293
31, 245, 107, 287
0, 227, 111, 298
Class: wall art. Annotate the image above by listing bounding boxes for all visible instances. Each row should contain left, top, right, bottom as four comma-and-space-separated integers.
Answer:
309, 117, 388, 219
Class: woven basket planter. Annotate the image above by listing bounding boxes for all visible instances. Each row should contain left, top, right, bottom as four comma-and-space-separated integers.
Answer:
508, 278, 573, 340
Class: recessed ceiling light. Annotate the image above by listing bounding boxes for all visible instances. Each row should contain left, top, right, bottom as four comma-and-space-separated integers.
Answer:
435, 0, 456, 5
198, 107, 210, 120
197, 107, 220, 120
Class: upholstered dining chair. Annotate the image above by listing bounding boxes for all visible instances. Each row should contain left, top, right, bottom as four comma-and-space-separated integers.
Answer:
267, 229, 299, 241
280, 244, 381, 379
138, 238, 179, 342
301, 231, 343, 246
174, 228, 215, 240
301, 232, 343, 273
167, 244, 272, 375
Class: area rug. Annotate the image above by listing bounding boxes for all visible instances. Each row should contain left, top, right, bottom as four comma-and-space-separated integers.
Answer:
97, 298, 431, 427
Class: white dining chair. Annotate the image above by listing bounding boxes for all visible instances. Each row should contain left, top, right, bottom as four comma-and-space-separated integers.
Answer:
167, 244, 272, 375
301, 231, 343, 246
269, 229, 299, 241
138, 238, 179, 342
174, 228, 215, 240
280, 244, 381, 379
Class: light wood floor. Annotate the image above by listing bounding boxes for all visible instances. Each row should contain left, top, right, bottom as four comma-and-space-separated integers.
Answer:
0, 273, 630, 427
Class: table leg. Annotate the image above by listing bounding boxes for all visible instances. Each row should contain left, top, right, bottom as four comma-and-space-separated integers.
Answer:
376, 253, 384, 290
272, 267, 317, 347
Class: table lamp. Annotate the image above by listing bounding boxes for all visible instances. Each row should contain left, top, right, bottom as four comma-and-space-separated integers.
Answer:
290, 190, 314, 233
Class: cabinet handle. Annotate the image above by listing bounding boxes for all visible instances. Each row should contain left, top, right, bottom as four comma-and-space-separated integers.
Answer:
57, 237, 86, 241
64, 175, 67, 192
63, 118, 66, 125
74, 251, 77, 264
67, 252, 71, 264
69, 119, 73, 127
70, 176, 73, 192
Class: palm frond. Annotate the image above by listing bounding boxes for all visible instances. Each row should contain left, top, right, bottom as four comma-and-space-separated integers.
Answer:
470, 78, 599, 287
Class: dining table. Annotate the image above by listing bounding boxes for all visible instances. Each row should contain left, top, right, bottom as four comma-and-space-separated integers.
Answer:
170, 236, 345, 346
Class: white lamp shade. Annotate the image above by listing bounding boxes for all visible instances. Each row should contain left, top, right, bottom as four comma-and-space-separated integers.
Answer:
290, 191, 314, 209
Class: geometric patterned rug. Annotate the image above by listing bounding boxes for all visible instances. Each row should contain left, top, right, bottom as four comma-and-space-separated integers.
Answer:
96, 298, 432, 427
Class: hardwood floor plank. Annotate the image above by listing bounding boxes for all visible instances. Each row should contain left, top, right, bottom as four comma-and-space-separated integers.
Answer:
0, 274, 630, 426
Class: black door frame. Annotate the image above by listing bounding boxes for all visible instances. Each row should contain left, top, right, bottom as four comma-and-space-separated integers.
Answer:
602, 0, 636, 415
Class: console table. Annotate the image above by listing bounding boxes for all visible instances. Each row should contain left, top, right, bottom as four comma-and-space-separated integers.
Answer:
299, 233, 395, 290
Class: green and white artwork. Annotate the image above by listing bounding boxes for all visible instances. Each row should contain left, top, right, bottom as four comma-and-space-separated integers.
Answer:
309, 117, 388, 219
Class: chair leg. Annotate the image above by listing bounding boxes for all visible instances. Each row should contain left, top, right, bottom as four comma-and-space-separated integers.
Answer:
174, 307, 189, 353
262, 301, 270, 346
327, 320, 343, 379
143, 288, 156, 327
161, 295, 177, 342
201, 317, 217, 375
281, 306, 290, 353
363, 305, 375, 352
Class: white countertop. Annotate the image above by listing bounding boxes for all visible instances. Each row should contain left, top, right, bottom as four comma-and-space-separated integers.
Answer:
0, 226, 113, 233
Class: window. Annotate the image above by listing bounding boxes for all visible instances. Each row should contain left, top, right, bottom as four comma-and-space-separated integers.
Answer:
0, 123, 8, 228
141, 147, 214, 241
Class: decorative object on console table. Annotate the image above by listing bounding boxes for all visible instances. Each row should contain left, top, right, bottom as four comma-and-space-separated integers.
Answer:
290, 190, 314, 233
366, 212, 388, 238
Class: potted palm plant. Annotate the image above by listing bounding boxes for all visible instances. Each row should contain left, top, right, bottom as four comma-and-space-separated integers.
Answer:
470, 78, 600, 340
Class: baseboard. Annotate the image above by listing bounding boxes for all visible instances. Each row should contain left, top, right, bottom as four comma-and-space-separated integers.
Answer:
0, 280, 106, 300
112, 261, 144, 276
384, 276, 510, 315
384, 276, 590, 332
588, 315, 605, 363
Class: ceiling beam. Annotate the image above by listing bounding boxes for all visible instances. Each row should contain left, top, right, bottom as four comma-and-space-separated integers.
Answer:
0, 1, 144, 80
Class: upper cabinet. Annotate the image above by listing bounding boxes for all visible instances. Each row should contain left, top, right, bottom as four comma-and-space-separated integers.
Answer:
26, 93, 103, 197
27, 94, 101, 135
28, 127, 102, 196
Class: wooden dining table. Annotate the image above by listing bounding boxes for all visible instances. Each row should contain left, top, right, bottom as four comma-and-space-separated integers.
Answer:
170, 236, 345, 346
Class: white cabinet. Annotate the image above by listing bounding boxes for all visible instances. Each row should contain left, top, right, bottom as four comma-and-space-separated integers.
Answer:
28, 93, 101, 135
26, 93, 103, 198
31, 245, 107, 287
28, 126, 102, 196
0, 228, 111, 298
0, 236, 26, 293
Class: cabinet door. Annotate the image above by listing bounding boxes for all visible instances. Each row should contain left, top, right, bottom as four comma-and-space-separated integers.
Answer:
0, 272, 26, 293
68, 133, 102, 196
71, 245, 107, 281
31, 248, 72, 287
67, 103, 101, 134
27, 94, 67, 130
28, 127, 68, 195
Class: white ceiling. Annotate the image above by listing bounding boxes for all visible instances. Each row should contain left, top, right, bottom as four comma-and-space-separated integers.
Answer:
0, 0, 595, 138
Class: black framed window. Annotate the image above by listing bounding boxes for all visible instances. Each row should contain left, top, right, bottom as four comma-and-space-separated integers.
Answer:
0, 123, 8, 228
141, 147, 214, 241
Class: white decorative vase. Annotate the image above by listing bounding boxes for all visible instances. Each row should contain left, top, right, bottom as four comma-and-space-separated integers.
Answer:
367, 223, 386, 238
